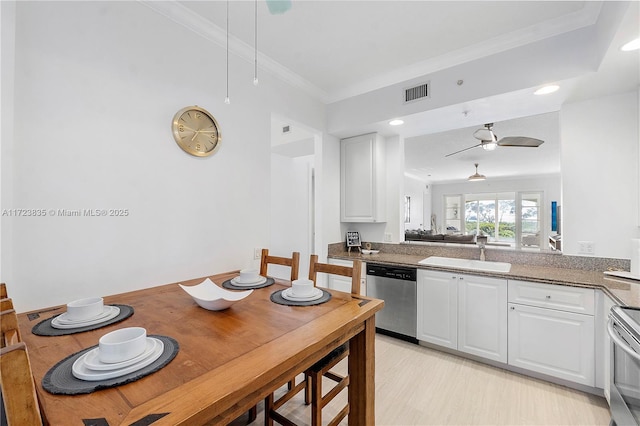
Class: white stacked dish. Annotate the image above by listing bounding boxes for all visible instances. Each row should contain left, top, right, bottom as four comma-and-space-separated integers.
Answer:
72, 327, 164, 381
230, 268, 267, 286
51, 297, 120, 329
52, 306, 120, 329
281, 279, 323, 302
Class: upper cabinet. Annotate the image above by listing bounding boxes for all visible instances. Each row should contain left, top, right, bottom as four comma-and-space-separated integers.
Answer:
340, 133, 386, 222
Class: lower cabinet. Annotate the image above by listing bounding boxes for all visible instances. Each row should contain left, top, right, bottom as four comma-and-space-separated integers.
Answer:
327, 258, 367, 295
417, 270, 507, 363
508, 303, 595, 386
417, 272, 597, 388
507, 279, 595, 387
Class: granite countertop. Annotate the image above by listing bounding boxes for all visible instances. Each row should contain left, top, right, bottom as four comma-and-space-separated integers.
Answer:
328, 249, 640, 307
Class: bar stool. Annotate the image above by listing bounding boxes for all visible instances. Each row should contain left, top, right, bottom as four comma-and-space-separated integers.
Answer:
265, 255, 362, 426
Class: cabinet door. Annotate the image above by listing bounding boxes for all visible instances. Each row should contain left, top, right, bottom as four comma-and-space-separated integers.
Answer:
327, 258, 366, 294
417, 270, 457, 349
340, 133, 385, 222
458, 275, 508, 363
508, 303, 595, 386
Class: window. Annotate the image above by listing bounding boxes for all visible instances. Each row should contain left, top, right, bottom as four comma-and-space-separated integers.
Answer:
446, 191, 543, 249
404, 196, 411, 223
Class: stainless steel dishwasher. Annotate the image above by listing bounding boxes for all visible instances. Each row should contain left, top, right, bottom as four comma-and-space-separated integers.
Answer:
366, 263, 417, 342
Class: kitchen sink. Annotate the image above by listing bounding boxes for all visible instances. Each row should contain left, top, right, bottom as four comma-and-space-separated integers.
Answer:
418, 256, 512, 273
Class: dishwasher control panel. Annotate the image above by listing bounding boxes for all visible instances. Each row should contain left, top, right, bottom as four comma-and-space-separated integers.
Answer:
366, 263, 416, 281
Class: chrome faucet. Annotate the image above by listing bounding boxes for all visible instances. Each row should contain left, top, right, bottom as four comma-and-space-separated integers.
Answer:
477, 235, 488, 261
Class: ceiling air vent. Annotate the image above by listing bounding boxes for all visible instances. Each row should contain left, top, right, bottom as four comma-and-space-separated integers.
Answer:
404, 82, 430, 104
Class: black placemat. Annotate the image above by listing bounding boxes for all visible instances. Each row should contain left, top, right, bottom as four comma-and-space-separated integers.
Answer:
42, 335, 179, 395
270, 289, 332, 306
31, 304, 134, 336
222, 276, 275, 290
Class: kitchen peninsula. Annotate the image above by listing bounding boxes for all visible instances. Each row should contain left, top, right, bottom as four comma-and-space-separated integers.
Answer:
328, 242, 639, 306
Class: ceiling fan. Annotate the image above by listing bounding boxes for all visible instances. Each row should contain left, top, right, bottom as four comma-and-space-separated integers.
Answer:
445, 123, 544, 157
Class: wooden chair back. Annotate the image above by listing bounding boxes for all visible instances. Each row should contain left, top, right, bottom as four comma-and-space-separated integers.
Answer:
0, 298, 14, 311
259, 249, 300, 281
1, 309, 22, 348
0, 283, 7, 299
0, 342, 43, 426
308, 255, 362, 295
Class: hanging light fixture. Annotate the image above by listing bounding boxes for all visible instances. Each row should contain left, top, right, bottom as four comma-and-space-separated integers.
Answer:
253, 0, 259, 86
224, 0, 230, 104
468, 163, 486, 181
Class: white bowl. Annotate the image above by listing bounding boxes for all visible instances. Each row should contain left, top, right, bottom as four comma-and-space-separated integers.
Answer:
361, 249, 380, 255
66, 297, 104, 321
179, 278, 253, 311
291, 279, 315, 297
98, 327, 147, 364
238, 268, 260, 283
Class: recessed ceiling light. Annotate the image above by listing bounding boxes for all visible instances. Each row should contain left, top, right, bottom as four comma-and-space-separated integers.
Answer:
534, 85, 559, 95
621, 38, 640, 52
389, 119, 404, 126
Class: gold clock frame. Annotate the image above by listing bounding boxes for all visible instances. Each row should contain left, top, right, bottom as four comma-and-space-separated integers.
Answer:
171, 106, 222, 157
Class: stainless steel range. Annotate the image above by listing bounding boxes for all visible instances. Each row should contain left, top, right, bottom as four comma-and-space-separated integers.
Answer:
608, 305, 640, 426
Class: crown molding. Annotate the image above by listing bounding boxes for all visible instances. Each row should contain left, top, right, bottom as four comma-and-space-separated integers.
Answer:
138, 0, 329, 102
140, 1, 602, 105
326, 1, 603, 103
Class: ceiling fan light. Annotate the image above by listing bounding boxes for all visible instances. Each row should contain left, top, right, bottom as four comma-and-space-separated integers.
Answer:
468, 163, 486, 181
482, 141, 497, 151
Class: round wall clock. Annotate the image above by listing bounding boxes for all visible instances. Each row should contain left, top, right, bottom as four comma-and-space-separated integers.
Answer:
171, 106, 221, 157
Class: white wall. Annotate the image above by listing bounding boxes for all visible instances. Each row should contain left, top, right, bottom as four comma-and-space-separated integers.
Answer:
430, 174, 561, 245
404, 176, 427, 230
2, 2, 327, 311
561, 89, 640, 259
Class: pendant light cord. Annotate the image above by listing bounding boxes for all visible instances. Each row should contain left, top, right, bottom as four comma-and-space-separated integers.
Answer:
225, 0, 230, 104
254, 0, 258, 85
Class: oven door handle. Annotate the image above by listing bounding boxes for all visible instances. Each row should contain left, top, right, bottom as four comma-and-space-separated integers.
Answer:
608, 319, 640, 362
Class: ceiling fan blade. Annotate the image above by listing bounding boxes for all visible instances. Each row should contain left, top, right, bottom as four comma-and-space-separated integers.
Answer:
497, 136, 544, 147
445, 143, 482, 157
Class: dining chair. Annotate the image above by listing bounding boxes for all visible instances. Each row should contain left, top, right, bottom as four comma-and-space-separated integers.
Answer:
0, 342, 44, 426
1, 309, 22, 349
265, 255, 362, 426
259, 249, 300, 281
0, 298, 13, 311
0, 283, 7, 299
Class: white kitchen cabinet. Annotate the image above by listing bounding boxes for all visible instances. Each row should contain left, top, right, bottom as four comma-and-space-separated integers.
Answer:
596, 290, 617, 402
417, 269, 507, 363
417, 269, 457, 349
327, 258, 367, 295
340, 133, 386, 223
458, 274, 508, 363
508, 280, 595, 386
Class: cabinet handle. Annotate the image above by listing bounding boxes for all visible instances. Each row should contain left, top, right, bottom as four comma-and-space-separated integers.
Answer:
545, 295, 551, 299
459, 277, 464, 280
510, 306, 515, 310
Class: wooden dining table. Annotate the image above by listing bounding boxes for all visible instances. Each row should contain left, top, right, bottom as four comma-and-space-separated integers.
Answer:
17, 271, 384, 425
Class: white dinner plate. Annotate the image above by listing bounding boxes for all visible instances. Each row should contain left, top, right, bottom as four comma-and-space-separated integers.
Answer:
231, 276, 267, 286
51, 306, 120, 329
72, 338, 164, 381
81, 338, 159, 371
54, 305, 116, 325
281, 287, 324, 302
